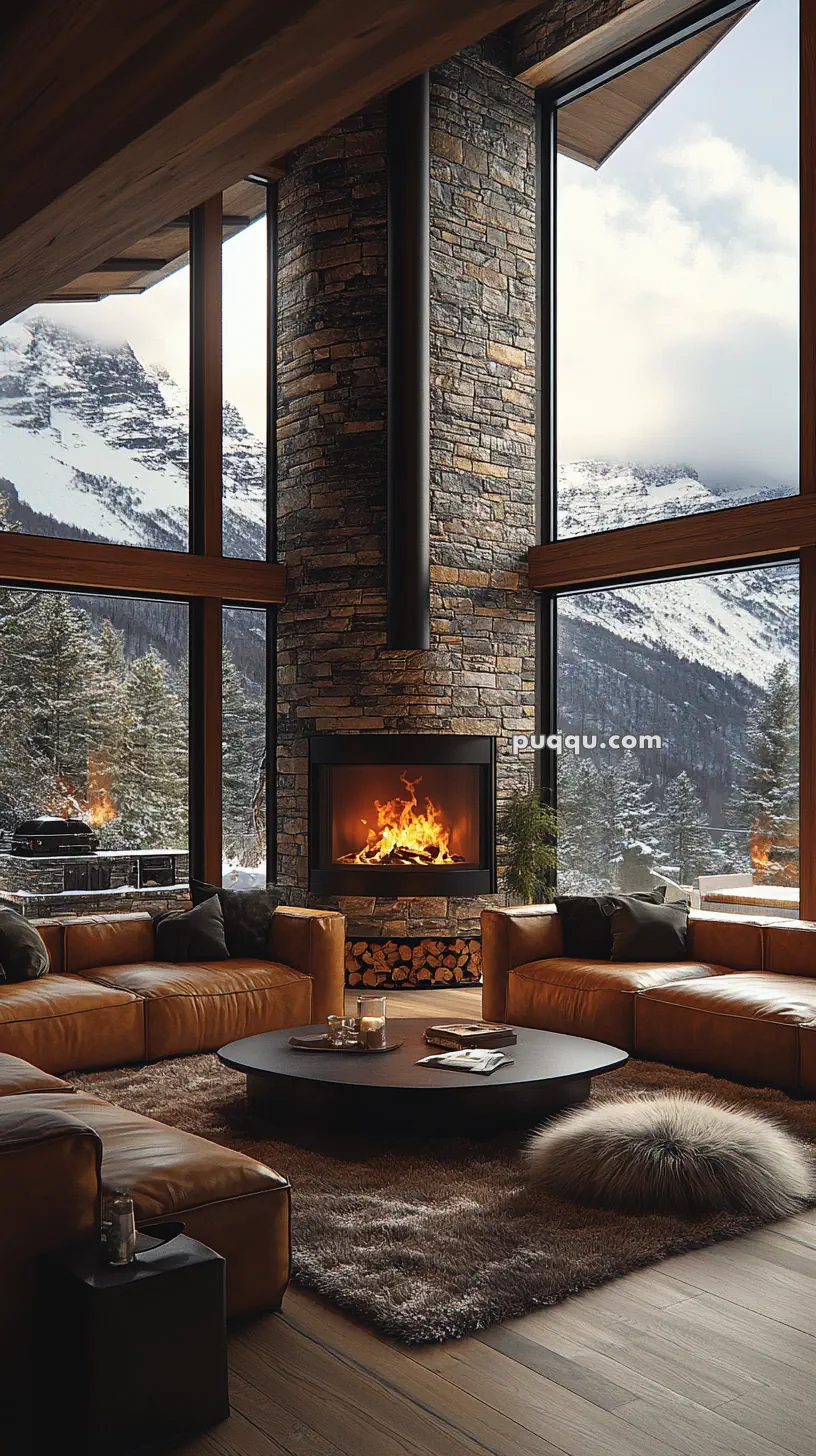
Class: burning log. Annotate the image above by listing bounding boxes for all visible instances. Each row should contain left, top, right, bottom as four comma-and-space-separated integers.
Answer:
337, 770, 464, 867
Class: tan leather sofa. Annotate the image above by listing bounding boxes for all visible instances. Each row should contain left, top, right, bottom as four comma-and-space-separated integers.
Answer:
0, 906, 345, 1072
0, 900, 345, 1424
0, 1050, 290, 1425
482, 905, 816, 1093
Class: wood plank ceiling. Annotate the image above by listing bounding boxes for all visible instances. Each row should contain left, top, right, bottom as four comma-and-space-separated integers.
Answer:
45, 178, 275, 303
557, 12, 744, 168
0, 0, 538, 322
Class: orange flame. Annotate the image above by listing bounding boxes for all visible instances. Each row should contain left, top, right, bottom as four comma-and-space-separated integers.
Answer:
44, 779, 117, 829
750, 821, 799, 886
338, 772, 464, 867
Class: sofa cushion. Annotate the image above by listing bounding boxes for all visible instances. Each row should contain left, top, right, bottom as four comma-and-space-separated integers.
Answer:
505, 957, 728, 1052
555, 891, 669, 962
0, 1053, 74, 1096
686, 912, 764, 971
63, 913, 155, 975
604, 896, 689, 963
554, 897, 613, 959
763, 920, 816, 978
82, 960, 312, 1059
0, 909, 50, 984
154, 895, 229, 963
635, 974, 816, 1088
25, 1091, 290, 1318
191, 880, 286, 959
0, 975, 145, 1073
31, 921, 63, 974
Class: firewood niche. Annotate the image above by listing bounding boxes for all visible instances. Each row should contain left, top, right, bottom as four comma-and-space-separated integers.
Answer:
345, 936, 482, 989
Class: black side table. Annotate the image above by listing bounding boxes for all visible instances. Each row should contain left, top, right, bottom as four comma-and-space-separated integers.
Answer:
38, 1230, 229, 1454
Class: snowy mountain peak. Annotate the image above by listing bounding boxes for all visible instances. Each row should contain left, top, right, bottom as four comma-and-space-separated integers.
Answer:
0, 313, 265, 555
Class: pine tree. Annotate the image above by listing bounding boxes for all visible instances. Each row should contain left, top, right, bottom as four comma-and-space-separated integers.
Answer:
115, 649, 188, 848
557, 754, 658, 893
0, 586, 49, 826
655, 771, 718, 883
604, 755, 659, 891
26, 592, 96, 805
222, 648, 265, 867
733, 661, 799, 883
557, 756, 608, 893
86, 620, 128, 846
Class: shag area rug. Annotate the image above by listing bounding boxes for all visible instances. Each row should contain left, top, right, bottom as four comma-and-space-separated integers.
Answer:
74, 1055, 816, 1345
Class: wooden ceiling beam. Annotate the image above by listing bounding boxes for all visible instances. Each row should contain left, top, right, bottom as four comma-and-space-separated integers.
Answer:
528, 496, 816, 592
0, 0, 534, 322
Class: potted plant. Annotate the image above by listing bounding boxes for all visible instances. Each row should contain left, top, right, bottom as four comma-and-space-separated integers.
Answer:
498, 788, 558, 904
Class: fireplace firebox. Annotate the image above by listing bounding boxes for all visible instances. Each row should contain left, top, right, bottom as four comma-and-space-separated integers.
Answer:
309, 735, 496, 896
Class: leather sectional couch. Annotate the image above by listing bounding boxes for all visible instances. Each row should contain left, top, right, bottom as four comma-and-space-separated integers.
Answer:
482, 904, 816, 1094
0, 904, 346, 1413
0, 906, 345, 1072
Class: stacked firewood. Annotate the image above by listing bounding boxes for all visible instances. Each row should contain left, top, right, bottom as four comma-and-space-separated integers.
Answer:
344, 937, 482, 988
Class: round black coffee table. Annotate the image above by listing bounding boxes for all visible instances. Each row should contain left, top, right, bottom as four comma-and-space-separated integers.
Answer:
218, 1021, 628, 1134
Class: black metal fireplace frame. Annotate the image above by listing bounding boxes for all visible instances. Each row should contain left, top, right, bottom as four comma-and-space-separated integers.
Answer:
309, 734, 496, 897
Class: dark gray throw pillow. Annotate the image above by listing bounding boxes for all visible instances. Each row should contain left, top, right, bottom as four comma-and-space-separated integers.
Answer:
0, 908, 50, 983
154, 895, 229, 962
602, 895, 689, 963
191, 879, 287, 959
556, 888, 667, 960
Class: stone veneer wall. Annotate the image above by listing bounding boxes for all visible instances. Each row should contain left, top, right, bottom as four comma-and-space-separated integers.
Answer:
512, 0, 642, 75
276, 46, 537, 941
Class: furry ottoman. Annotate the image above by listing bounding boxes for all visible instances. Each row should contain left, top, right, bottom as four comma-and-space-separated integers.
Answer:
526, 1093, 814, 1218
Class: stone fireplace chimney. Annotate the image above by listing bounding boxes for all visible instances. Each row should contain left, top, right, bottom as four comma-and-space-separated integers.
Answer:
276, 42, 537, 986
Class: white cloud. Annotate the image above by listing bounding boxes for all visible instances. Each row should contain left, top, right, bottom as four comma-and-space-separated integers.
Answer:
557, 130, 799, 482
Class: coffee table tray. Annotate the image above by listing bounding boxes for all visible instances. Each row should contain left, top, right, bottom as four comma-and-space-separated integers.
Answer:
288, 1034, 404, 1054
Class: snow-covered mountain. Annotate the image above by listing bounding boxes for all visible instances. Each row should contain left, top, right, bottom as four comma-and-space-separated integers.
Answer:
558, 462, 798, 690
0, 314, 266, 557
558, 460, 791, 541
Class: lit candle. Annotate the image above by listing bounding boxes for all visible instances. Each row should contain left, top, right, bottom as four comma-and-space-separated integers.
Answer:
359, 1015, 387, 1050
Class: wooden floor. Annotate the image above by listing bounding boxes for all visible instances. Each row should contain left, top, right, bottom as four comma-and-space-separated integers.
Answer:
173, 987, 816, 1456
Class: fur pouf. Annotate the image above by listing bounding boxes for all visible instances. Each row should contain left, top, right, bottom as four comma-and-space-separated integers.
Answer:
526, 1093, 815, 1219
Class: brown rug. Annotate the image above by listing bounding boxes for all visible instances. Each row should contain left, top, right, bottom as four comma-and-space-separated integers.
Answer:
74, 1055, 816, 1345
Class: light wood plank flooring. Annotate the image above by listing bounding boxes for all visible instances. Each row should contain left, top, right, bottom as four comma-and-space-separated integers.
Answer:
170, 987, 816, 1456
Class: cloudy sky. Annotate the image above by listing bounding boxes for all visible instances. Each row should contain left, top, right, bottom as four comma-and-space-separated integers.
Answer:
36, 215, 269, 441
34, 0, 797, 486
557, 0, 799, 488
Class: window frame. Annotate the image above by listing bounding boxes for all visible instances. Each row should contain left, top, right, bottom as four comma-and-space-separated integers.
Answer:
535, 0, 815, 912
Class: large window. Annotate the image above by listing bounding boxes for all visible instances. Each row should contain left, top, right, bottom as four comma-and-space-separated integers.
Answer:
556, 562, 800, 893
0, 183, 283, 899
0, 232, 191, 551
556, 0, 799, 538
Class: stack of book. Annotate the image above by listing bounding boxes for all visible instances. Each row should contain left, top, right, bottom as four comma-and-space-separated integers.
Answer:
423, 1021, 517, 1050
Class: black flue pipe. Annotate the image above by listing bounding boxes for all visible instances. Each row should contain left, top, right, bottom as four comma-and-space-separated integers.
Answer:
387, 72, 430, 650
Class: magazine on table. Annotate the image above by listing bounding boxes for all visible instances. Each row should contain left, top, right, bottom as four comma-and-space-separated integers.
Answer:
417, 1048, 514, 1076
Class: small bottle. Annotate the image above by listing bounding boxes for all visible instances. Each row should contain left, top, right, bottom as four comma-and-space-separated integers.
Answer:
106, 1192, 137, 1266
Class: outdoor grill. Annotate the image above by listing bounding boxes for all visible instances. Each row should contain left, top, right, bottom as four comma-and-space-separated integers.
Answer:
11, 816, 99, 857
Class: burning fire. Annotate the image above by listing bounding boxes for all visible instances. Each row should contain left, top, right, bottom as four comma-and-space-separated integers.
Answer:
338, 771, 465, 867
750, 821, 799, 886
44, 779, 117, 829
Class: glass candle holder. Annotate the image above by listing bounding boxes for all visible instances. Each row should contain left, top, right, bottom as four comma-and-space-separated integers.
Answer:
328, 1015, 361, 1047
357, 995, 387, 1050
